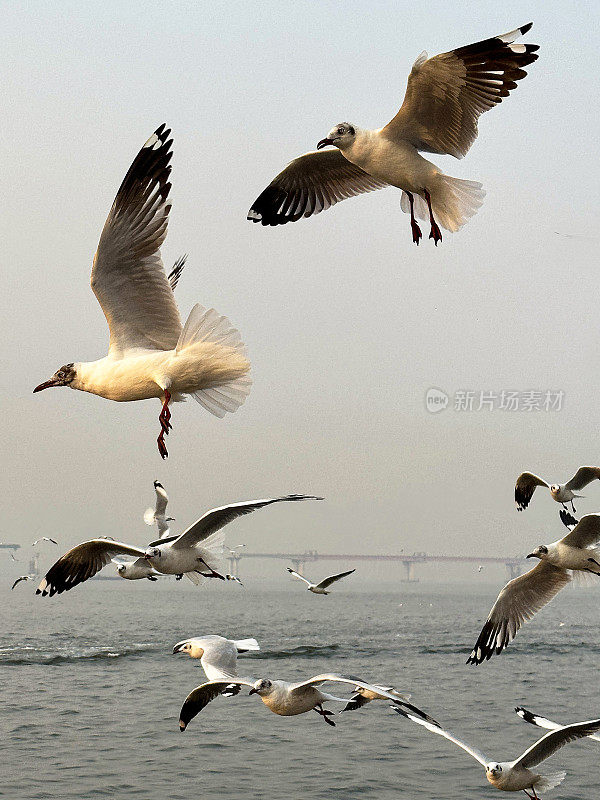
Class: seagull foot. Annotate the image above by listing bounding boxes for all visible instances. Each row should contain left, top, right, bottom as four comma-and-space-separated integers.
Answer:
175, 574, 183, 581
411, 219, 422, 245
196, 558, 226, 581
428, 221, 442, 246
314, 704, 336, 727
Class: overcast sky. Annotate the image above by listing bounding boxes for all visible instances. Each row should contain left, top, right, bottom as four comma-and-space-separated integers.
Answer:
2, 0, 600, 580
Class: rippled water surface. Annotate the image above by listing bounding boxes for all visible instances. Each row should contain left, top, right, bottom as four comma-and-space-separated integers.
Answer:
3, 580, 600, 799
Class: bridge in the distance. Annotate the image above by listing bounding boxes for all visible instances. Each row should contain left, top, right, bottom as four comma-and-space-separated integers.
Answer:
227, 550, 527, 582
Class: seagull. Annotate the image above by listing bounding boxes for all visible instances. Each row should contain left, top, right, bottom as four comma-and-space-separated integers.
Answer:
248, 24, 538, 245
467, 514, 600, 664
32, 537, 58, 547
113, 560, 165, 581
173, 634, 260, 680
392, 706, 600, 797
515, 467, 600, 512
225, 574, 244, 586
286, 567, 355, 594
144, 480, 175, 537
178, 673, 436, 731
37, 494, 321, 596
33, 124, 251, 459
516, 707, 600, 743
11, 575, 35, 590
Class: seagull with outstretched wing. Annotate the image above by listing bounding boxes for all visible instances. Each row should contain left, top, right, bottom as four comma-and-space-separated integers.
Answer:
286, 567, 355, 594
515, 466, 600, 512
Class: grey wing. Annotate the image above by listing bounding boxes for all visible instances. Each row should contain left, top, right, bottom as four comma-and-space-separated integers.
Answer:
381, 24, 539, 159
36, 540, 146, 597
466, 562, 572, 664
561, 514, 600, 549
167, 254, 187, 291
516, 707, 600, 743
179, 678, 254, 731
316, 569, 356, 589
172, 495, 322, 550
565, 466, 600, 491
90, 124, 182, 357
515, 472, 549, 511
515, 718, 600, 769
247, 149, 388, 226
392, 708, 489, 766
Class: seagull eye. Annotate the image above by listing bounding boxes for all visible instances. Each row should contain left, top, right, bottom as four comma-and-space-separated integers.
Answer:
337, 127, 345, 135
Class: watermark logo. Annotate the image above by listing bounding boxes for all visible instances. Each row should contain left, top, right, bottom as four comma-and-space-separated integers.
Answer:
425, 387, 449, 413
425, 389, 564, 413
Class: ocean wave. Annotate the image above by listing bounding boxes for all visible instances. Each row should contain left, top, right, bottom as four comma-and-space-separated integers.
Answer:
258, 644, 341, 659
0, 642, 159, 666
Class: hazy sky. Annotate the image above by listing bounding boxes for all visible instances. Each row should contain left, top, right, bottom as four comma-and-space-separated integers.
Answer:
3, 0, 600, 581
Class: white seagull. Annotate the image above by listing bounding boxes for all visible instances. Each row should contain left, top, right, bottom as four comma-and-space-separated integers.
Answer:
179, 673, 436, 731
32, 537, 58, 547
173, 634, 260, 680
515, 467, 600, 512
248, 24, 538, 245
144, 480, 174, 537
286, 567, 355, 594
392, 706, 600, 797
516, 707, 600, 743
467, 514, 600, 664
33, 124, 251, 459
113, 560, 165, 582
36, 494, 321, 596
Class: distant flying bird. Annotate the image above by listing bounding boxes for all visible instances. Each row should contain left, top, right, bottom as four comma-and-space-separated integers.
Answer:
467, 514, 600, 665
286, 567, 355, 594
173, 634, 260, 680
248, 24, 538, 244
392, 705, 600, 796
225, 574, 244, 586
11, 575, 35, 590
179, 673, 435, 731
32, 537, 58, 547
144, 480, 174, 537
33, 124, 251, 459
37, 495, 321, 596
516, 707, 600, 743
515, 467, 600, 512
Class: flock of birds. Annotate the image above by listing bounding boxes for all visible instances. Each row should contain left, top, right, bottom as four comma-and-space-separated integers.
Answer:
20, 20, 600, 798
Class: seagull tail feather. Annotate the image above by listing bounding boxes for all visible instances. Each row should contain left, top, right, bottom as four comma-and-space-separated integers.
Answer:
401, 175, 485, 233
535, 772, 566, 793
232, 638, 260, 652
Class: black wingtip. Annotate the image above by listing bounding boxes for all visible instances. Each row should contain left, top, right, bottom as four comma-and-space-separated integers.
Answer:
520, 22, 533, 35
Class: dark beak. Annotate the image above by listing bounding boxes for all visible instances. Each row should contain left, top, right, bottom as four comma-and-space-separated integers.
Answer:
248, 688, 258, 695
526, 553, 534, 558
33, 378, 59, 393
317, 138, 334, 150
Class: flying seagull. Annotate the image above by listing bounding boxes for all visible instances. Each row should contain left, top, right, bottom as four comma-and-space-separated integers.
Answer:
11, 575, 35, 590
467, 514, 600, 664
32, 537, 58, 547
516, 707, 600, 743
286, 567, 355, 594
179, 673, 436, 731
248, 24, 538, 245
33, 124, 251, 459
339, 683, 429, 717
173, 634, 260, 680
225, 574, 243, 586
37, 494, 321, 596
392, 706, 600, 797
515, 467, 600, 512
144, 480, 174, 537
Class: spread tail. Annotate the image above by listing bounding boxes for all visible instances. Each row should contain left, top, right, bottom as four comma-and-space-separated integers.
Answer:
402, 176, 485, 233
535, 771, 566, 793
232, 638, 260, 652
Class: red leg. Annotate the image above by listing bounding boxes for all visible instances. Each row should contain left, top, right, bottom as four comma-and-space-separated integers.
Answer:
423, 189, 442, 246
157, 390, 172, 458
196, 558, 226, 581
406, 191, 422, 245
314, 704, 336, 727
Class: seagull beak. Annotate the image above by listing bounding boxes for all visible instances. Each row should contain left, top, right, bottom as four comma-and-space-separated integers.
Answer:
172, 642, 186, 654
248, 688, 258, 695
317, 138, 334, 150
33, 378, 60, 393
526, 553, 535, 558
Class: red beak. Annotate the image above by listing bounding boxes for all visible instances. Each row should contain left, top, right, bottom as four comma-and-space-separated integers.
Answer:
33, 379, 59, 393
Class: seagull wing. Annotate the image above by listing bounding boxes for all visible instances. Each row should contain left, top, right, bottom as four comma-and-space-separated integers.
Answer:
392, 707, 489, 766
287, 675, 438, 725
564, 466, 600, 491
11, 576, 30, 590
286, 568, 312, 586
516, 707, 600, 743
560, 513, 600, 549
90, 124, 182, 357
167, 254, 187, 291
36, 540, 146, 597
340, 693, 370, 712
247, 149, 388, 226
171, 495, 322, 550
467, 562, 572, 664
154, 483, 169, 518
514, 472, 549, 510
559, 509, 579, 531
381, 24, 539, 159
179, 678, 255, 731
514, 718, 600, 769
316, 569, 356, 589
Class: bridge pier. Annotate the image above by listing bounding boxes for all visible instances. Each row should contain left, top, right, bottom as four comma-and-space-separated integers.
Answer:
227, 555, 241, 576
291, 558, 305, 574
401, 561, 419, 583
506, 562, 523, 580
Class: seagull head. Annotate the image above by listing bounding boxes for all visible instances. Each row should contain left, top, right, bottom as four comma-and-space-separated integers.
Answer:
33, 363, 77, 393
317, 123, 356, 151
249, 678, 272, 696
154, 481, 164, 489
172, 639, 203, 658
116, 564, 127, 576
550, 483, 560, 495
527, 544, 548, 560
486, 763, 502, 780
144, 547, 161, 561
